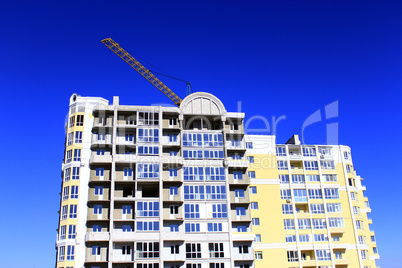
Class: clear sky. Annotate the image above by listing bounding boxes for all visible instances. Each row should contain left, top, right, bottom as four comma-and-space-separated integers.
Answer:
0, 1, 401, 267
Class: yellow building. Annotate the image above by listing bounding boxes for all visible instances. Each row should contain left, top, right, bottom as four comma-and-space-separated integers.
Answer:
55, 93, 379, 268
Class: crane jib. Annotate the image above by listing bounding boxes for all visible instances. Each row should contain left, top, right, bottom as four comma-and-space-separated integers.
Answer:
101, 38, 182, 106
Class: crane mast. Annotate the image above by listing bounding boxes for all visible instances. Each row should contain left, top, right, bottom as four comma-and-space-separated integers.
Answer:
101, 38, 182, 106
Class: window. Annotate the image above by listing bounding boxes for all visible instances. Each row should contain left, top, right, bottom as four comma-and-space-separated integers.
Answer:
204, 150, 224, 159
284, 219, 295, 230
58, 246, 65, 261
355, 220, 362, 229
123, 205, 132, 215
67, 132, 73, 146
231, 139, 241, 147
250, 186, 257, 194
285, 235, 296, 242
97, 149, 105, 155
237, 225, 247, 232
137, 202, 159, 217
206, 185, 226, 199
122, 245, 131, 255
209, 243, 224, 258
126, 116, 135, 125
73, 149, 81, 161
322, 174, 337, 182
169, 150, 178, 156
306, 175, 320, 182
138, 112, 159, 125
187, 264, 201, 268
183, 133, 203, 147
233, 171, 243, 180
170, 224, 179, 232
312, 219, 326, 229
63, 186, 69, 201
276, 146, 286, 156
59, 225, 66, 240
310, 204, 324, 214
231, 122, 239, 130
169, 168, 178, 178
70, 186, 78, 199
92, 225, 102, 232
137, 221, 159, 231
76, 115, 84, 126
235, 189, 245, 198
136, 242, 160, 258
252, 218, 260, 225
94, 205, 103, 215
184, 167, 204, 181
184, 204, 200, 219
353, 206, 360, 215
255, 234, 261, 242
333, 236, 340, 242
251, 202, 258, 209
329, 217, 344, 228
170, 186, 178, 196
97, 132, 106, 141
292, 174, 305, 184
169, 118, 177, 126
298, 218, 311, 229
185, 223, 200, 232
170, 205, 179, 215
287, 251, 298, 262
138, 128, 159, 142
320, 160, 335, 169
373, 247, 378, 254
72, 167, 79, 180
123, 225, 132, 232
95, 168, 104, 178
358, 235, 365, 244
344, 151, 351, 160
279, 175, 289, 183
183, 149, 203, 159
282, 204, 293, 214
314, 234, 328, 242
68, 225, 76, 239
208, 223, 223, 232
371, 235, 376, 242
324, 188, 339, 199
137, 164, 159, 178
64, 168, 71, 182
69, 205, 77, 218
361, 250, 367, 260
316, 250, 331, 261
212, 204, 228, 218
186, 243, 201, 258
205, 167, 225, 181
69, 116, 75, 128
255, 251, 263, 259
302, 147, 316, 156
246, 142, 253, 148
247, 156, 254, 163
293, 189, 307, 202
66, 150, 72, 163
248, 171, 255, 178
350, 192, 357, 201
204, 133, 224, 147
168, 134, 177, 143
318, 147, 332, 155
239, 245, 249, 254
236, 207, 246, 216
94, 186, 103, 196
74, 131, 82, 143
232, 154, 241, 160
171, 244, 180, 255
304, 161, 318, 170
299, 234, 310, 242
280, 189, 291, 199
307, 189, 322, 199
346, 165, 352, 173
184, 185, 205, 200
138, 146, 159, 155
92, 245, 101, 255
61, 205, 68, 220
277, 160, 288, 170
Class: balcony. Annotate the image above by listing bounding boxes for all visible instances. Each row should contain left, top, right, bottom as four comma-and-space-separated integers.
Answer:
232, 234, 255, 241
161, 156, 184, 166
92, 135, 113, 146
228, 175, 250, 185
226, 141, 246, 151
301, 259, 316, 266
163, 232, 186, 241
227, 159, 249, 168
85, 232, 110, 241
90, 154, 112, 164
335, 258, 350, 265
330, 227, 345, 233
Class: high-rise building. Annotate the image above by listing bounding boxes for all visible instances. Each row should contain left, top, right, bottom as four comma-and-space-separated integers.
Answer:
56, 92, 379, 268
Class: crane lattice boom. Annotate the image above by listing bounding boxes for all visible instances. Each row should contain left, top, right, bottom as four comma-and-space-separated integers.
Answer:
101, 38, 182, 106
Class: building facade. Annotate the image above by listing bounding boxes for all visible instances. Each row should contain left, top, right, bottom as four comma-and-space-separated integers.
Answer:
55, 92, 379, 268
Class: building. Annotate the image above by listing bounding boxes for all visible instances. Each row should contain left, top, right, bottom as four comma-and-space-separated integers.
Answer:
56, 92, 379, 268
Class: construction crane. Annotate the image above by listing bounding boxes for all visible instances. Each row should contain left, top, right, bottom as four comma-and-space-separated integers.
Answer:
101, 38, 191, 106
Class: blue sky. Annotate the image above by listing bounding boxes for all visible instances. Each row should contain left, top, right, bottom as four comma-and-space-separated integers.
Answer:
0, 1, 401, 267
